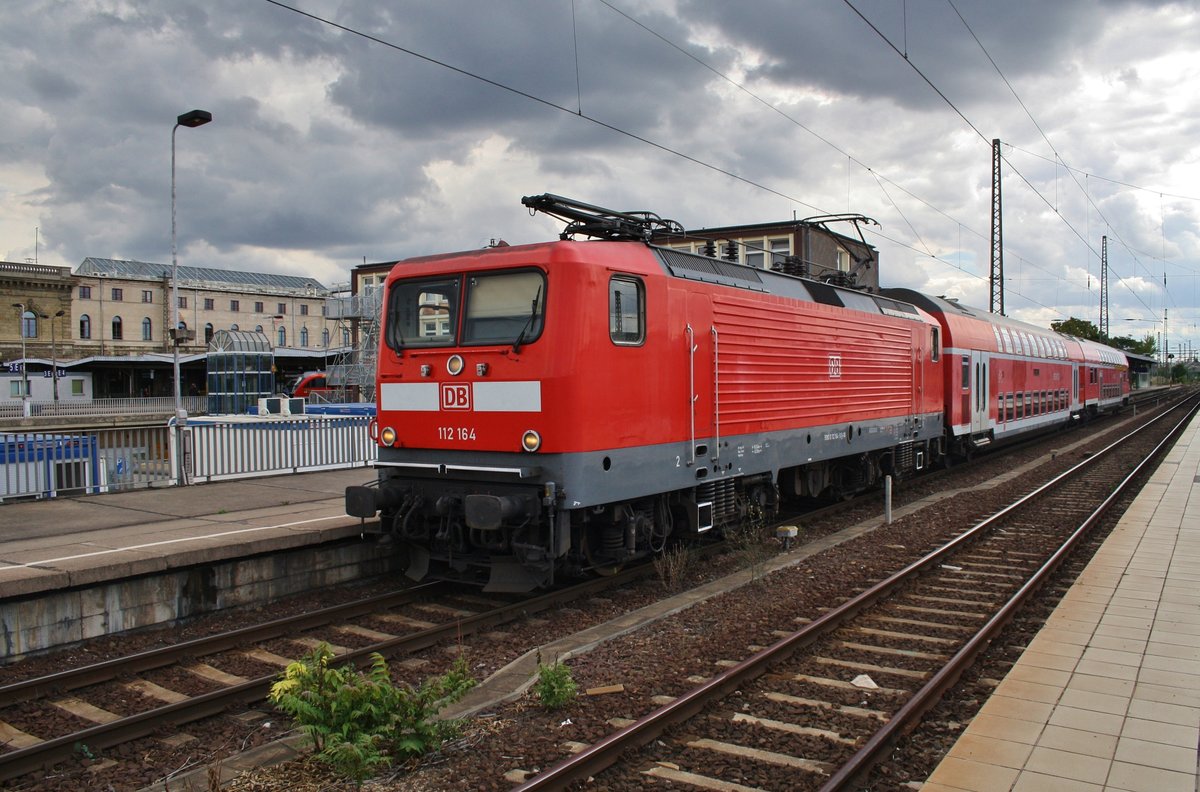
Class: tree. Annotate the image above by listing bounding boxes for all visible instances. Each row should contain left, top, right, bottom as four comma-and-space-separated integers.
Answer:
1050, 317, 1101, 341
1171, 363, 1188, 383
1105, 334, 1157, 357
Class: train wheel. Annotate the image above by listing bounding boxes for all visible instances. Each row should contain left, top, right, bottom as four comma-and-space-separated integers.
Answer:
581, 532, 625, 576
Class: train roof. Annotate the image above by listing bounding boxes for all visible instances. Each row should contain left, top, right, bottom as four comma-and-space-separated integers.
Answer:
882, 288, 1130, 366
650, 245, 930, 323
384, 238, 936, 327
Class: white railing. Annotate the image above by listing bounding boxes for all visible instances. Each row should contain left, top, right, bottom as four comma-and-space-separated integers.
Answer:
1, 414, 376, 501
0, 396, 207, 420
181, 415, 376, 484
1, 425, 173, 501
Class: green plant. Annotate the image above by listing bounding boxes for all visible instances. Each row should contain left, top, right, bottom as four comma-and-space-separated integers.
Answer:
268, 643, 475, 785
533, 653, 577, 710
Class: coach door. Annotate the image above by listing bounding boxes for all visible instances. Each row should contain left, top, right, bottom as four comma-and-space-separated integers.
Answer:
686, 293, 716, 469
970, 351, 990, 434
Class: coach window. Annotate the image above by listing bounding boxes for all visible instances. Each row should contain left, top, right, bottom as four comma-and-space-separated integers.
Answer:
610, 276, 645, 345
960, 356, 970, 390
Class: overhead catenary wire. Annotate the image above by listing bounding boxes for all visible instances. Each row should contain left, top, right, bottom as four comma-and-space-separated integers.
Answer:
263, 0, 1170, 323
946, 0, 1176, 306
261, 0, 825, 217
844, 0, 1159, 319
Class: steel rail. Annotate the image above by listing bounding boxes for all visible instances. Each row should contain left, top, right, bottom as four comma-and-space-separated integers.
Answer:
0, 583, 444, 706
0, 559, 659, 782
819, 394, 1200, 791
512, 394, 1198, 791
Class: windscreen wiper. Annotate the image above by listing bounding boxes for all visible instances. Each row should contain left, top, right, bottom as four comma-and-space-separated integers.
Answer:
512, 286, 543, 354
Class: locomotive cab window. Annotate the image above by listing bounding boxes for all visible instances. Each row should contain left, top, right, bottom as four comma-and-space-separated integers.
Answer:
463, 270, 545, 346
386, 277, 459, 350
610, 276, 645, 345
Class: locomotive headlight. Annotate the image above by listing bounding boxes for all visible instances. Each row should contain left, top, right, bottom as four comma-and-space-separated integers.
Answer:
447, 354, 464, 376
521, 429, 541, 453
380, 426, 397, 446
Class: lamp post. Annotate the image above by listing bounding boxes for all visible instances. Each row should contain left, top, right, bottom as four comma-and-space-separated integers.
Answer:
171, 108, 212, 422
171, 109, 212, 488
11, 303, 29, 415
39, 310, 65, 401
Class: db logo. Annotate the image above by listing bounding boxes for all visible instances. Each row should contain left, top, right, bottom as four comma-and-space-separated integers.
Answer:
440, 383, 472, 411
828, 355, 842, 379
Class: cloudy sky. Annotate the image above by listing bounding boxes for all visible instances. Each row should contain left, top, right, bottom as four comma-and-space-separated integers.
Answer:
3, 1, 1198, 354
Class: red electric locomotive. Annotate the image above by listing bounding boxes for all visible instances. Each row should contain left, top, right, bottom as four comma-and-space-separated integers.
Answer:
347, 195, 946, 591
348, 195, 1131, 591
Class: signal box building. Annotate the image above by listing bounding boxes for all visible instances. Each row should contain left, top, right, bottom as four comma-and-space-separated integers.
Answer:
652, 217, 880, 292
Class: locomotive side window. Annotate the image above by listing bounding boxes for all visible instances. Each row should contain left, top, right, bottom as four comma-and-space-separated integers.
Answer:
931, 327, 940, 362
463, 270, 545, 346
610, 276, 645, 345
386, 277, 459, 350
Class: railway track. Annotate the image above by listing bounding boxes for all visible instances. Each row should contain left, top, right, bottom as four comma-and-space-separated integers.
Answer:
0, 564, 671, 785
0, 390, 1185, 789
510, 393, 1199, 791
786, 385, 1180, 531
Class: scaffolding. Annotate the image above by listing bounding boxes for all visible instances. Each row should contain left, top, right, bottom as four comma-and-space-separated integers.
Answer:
325, 284, 382, 402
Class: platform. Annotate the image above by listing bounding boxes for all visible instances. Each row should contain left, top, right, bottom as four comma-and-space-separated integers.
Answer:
923, 410, 1200, 792
0, 467, 387, 658
0, 467, 374, 597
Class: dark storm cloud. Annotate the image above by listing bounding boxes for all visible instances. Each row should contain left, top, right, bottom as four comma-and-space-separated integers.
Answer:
320, 0, 723, 154
677, 0, 1120, 113
1, 0, 1196, 340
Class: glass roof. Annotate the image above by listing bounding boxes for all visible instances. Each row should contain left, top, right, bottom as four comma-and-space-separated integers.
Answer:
77, 257, 328, 293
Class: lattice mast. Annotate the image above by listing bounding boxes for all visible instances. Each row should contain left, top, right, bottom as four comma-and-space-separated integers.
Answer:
1099, 235, 1109, 338
989, 138, 1005, 315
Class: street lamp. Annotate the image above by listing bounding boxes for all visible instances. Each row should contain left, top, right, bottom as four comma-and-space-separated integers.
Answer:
11, 303, 29, 414
39, 310, 65, 401
172, 108, 212, 422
